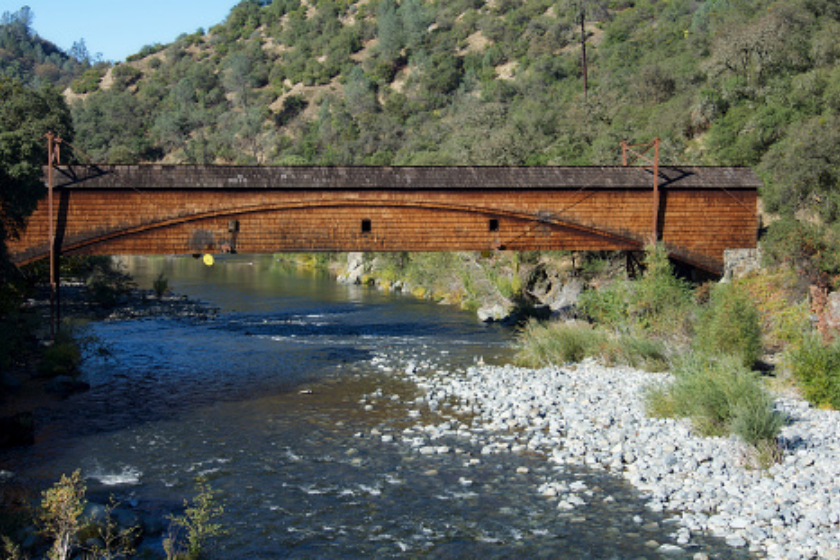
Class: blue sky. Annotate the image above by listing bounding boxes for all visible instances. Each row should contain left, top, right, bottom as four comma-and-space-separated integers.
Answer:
10, 1, 239, 62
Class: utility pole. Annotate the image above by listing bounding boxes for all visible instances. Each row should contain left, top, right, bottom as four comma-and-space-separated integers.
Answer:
579, 1, 588, 100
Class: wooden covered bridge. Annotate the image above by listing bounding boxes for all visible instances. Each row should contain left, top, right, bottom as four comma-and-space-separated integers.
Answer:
8, 163, 760, 275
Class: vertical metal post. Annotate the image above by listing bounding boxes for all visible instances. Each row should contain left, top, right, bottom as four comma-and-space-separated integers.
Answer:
619, 137, 662, 242
46, 132, 61, 338
652, 136, 660, 241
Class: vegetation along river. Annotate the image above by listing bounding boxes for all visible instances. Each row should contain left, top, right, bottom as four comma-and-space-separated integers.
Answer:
3, 255, 750, 558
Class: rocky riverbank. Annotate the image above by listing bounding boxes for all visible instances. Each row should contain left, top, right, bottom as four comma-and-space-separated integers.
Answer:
336, 251, 585, 324
365, 354, 840, 560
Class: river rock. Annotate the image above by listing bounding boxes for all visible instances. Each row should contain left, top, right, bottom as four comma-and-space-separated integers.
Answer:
477, 303, 512, 323
548, 277, 584, 313
337, 252, 366, 284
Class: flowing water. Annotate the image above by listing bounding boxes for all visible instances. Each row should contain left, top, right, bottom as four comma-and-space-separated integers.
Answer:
2, 255, 750, 559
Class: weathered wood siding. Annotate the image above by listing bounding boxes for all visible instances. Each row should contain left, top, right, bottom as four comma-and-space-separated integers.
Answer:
8, 165, 760, 273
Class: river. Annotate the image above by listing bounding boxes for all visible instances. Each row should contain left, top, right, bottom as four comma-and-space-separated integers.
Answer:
2, 255, 748, 558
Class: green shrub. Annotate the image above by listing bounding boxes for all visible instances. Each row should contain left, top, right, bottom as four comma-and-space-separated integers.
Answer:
515, 320, 606, 367
38, 331, 81, 377
631, 244, 694, 337
111, 64, 142, 88
578, 244, 693, 339
694, 283, 762, 367
273, 94, 308, 128
786, 334, 840, 409
516, 318, 672, 371
164, 477, 225, 560
736, 268, 810, 352
602, 334, 670, 372
70, 68, 105, 94
39, 470, 86, 560
86, 260, 135, 308
646, 352, 784, 449
730, 392, 787, 448
82, 497, 140, 559
1, 535, 24, 560
578, 281, 633, 331
646, 382, 679, 419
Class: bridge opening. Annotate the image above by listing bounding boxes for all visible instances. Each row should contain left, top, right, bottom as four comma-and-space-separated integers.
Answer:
361, 219, 372, 234
489, 219, 499, 232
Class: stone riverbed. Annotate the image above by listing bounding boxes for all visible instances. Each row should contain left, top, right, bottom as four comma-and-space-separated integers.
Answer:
361, 353, 840, 560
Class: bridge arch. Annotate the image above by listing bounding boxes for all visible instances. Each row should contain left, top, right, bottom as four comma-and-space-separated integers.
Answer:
16, 198, 642, 267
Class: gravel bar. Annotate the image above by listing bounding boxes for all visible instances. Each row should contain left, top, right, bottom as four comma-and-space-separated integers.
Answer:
380, 356, 840, 560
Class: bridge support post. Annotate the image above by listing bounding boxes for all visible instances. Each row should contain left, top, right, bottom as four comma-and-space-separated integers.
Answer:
46, 132, 61, 339
621, 137, 661, 242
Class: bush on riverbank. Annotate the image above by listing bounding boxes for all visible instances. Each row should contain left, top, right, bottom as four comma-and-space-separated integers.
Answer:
694, 283, 762, 368
578, 244, 693, 340
86, 259, 136, 308
37, 330, 82, 377
736, 268, 810, 353
785, 334, 840, 409
519, 245, 791, 460
646, 352, 785, 460
516, 321, 606, 366
1, 472, 224, 560
164, 476, 226, 560
38, 470, 86, 560
515, 320, 670, 372
347, 251, 534, 311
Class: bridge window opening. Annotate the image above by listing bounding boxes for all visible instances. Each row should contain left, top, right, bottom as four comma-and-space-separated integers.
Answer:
228, 220, 239, 233
489, 219, 499, 232
361, 219, 372, 234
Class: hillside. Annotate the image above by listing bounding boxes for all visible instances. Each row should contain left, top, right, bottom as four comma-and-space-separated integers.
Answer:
0, 7, 97, 89
4, 0, 840, 279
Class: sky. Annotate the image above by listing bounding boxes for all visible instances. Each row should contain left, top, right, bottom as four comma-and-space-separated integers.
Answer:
9, 0, 239, 62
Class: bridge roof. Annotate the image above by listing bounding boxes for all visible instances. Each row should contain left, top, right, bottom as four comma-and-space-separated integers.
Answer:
47, 165, 761, 191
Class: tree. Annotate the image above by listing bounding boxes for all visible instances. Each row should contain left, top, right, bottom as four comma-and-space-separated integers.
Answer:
69, 39, 91, 65
1, 6, 33, 33
760, 114, 840, 223
376, 0, 403, 62
39, 470, 87, 560
0, 78, 73, 301
398, 0, 432, 54
71, 88, 149, 162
